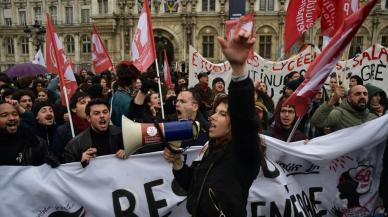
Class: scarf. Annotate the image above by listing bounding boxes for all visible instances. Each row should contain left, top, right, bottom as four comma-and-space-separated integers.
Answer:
72, 114, 90, 132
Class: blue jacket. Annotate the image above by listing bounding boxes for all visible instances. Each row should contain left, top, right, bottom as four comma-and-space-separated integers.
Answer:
110, 89, 133, 127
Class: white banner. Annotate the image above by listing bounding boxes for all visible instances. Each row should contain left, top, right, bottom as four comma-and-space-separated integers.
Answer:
1, 115, 387, 217
189, 44, 388, 103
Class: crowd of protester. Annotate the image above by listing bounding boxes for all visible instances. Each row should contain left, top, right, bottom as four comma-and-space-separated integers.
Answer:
0, 46, 387, 215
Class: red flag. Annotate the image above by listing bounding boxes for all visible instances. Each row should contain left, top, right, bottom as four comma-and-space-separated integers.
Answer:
283, 0, 377, 117
225, 13, 254, 58
45, 14, 78, 105
92, 24, 113, 73
320, 0, 359, 37
225, 13, 254, 41
130, 0, 156, 72
284, 0, 320, 53
163, 49, 172, 88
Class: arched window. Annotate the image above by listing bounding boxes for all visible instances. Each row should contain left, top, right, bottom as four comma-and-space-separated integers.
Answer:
81, 35, 91, 53
348, 27, 369, 58
256, 26, 277, 59
199, 26, 217, 58
64, 36, 75, 54
4, 37, 14, 55
21, 37, 29, 54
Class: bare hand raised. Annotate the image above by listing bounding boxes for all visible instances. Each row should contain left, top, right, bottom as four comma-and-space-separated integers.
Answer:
217, 30, 255, 76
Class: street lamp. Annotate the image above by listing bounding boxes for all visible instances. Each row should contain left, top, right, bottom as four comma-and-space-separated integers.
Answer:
24, 20, 46, 52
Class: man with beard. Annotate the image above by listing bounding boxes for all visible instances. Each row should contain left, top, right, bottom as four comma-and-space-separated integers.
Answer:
0, 101, 59, 166
63, 98, 125, 167
12, 89, 34, 111
32, 101, 57, 148
311, 85, 377, 132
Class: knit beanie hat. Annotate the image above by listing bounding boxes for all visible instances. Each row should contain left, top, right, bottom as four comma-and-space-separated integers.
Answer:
32, 101, 52, 117
212, 77, 225, 87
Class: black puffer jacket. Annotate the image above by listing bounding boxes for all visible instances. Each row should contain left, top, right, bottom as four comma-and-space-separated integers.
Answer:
173, 78, 261, 217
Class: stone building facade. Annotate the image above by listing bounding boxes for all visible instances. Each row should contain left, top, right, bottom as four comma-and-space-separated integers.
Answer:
1, 0, 388, 73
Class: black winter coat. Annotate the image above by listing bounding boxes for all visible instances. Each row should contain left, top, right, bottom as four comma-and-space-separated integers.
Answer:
62, 126, 123, 163
173, 78, 261, 217
0, 128, 59, 167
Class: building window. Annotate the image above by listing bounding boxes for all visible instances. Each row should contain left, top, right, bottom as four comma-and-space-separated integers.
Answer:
21, 37, 29, 54
19, 10, 26, 25
4, 37, 14, 55
386, 0, 388, 9
202, 35, 214, 58
65, 7, 73, 24
34, 7, 42, 24
382, 36, 388, 47
202, 0, 216, 12
81, 35, 91, 53
65, 36, 75, 54
260, 0, 274, 11
4, 18, 12, 26
98, 0, 109, 14
348, 36, 363, 58
259, 35, 272, 59
49, 6, 57, 24
81, 9, 90, 23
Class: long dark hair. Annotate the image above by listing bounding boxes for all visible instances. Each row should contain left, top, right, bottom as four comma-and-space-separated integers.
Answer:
208, 93, 231, 151
211, 93, 269, 172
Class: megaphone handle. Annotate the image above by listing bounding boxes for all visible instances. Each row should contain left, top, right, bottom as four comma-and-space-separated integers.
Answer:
166, 143, 184, 154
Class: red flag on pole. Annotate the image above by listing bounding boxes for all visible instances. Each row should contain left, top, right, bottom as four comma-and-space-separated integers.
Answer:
283, 0, 378, 117
92, 24, 113, 73
130, 0, 157, 72
45, 14, 78, 106
320, 0, 359, 37
284, 0, 321, 53
163, 49, 172, 88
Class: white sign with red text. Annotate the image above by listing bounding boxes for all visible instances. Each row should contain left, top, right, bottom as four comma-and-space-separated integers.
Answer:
189, 44, 388, 104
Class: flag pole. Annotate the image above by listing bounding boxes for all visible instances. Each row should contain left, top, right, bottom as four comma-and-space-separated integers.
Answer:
93, 23, 114, 71
154, 59, 166, 119
46, 13, 76, 138
286, 116, 303, 143
63, 87, 76, 138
